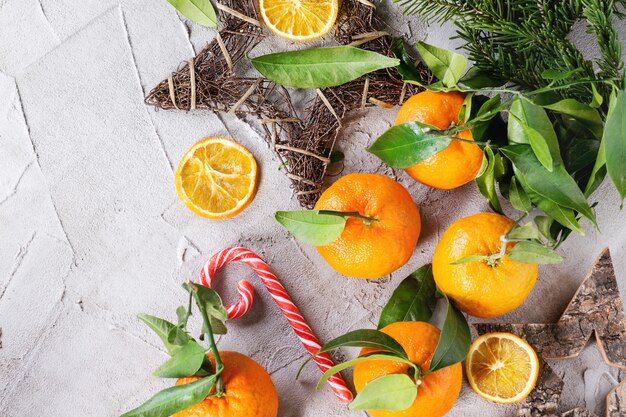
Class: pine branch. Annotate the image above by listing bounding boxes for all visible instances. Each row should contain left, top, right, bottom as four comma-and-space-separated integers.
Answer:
394, 0, 624, 105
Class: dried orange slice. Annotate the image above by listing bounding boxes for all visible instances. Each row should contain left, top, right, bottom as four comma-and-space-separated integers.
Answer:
175, 137, 258, 219
260, 0, 339, 41
466, 332, 540, 404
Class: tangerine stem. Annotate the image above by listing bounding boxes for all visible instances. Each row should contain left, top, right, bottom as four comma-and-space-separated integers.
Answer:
199, 306, 225, 396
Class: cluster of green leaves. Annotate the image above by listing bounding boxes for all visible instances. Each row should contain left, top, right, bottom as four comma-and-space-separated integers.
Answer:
369, 40, 626, 248
166, 0, 218, 28
303, 265, 470, 411
120, 282, 229, 417
274, 210, 377, 246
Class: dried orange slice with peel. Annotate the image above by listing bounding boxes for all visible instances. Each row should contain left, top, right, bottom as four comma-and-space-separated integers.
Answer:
466, 332, 540, 404
260, 0, 340, 41
175, 137, 258, 220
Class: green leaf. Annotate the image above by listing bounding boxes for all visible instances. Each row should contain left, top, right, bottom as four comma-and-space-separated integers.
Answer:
590, 84, 603, 109
367, 122, 452, 169
348, 374, 417, 411
501, 145, 595, 225
167, 0, 217, 28
167, 325, 191, 347
584, 137, 607, 197
534, 216, 555, 243
316, 354, 415, 390
153, 341, 207, 378
513, 116, 554, 170
508, 241, 563, 264
508, 177, 532, 213
182, 282, 228, 321
275, 210, 347, 246
460, 67, 506, 89
543, 99, 604, 138
458, 92, 473, 123
209, 316, 227, 335
541, 68, 582, 81
508, 98, 562, 169
429, 294, 470, 373
138, 314, 182, 355
415, 41, 467, 87
508, 222, 541, 240
176, 306, 188, 326
451, 255, 489, 265
378, 264, 437, 329
120, 374, 216, 417
514, 170, 585, 235
391, 38, 424, 85
317, 329, 408, 359
603, 90, 626, 204
476, 146, 503, 213
250, 46, 399, 89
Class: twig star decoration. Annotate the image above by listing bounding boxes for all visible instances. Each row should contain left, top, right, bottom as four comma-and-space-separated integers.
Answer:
476, 248, 626, 416
145, 0, 429, 208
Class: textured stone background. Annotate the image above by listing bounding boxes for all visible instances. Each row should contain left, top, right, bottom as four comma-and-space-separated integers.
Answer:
1, 1, 626, 416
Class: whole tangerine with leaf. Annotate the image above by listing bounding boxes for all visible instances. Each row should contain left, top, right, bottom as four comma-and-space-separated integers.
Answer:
275, 173, 421, 279
432, 212, 541, 318
120, 282, 278, 417
353, 321, 462, 417
308, 264, 469, 416
392, 90, 484, 190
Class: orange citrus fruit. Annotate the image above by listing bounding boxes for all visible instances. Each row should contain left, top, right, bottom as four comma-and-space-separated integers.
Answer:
259, 0, 339, 41
433, 212, 538, 318
174, 351, 278, 417
353, 321, 462, 417
314, 173, 421, 279
175, 137, 258, 220
466, 332, 540, 404
395, 90, 484, 190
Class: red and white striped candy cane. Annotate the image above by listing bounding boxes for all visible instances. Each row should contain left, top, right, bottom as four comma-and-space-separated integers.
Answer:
199, 247, 353, 404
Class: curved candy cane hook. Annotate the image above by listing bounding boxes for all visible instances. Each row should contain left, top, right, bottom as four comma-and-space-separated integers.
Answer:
199, 247, 353, 404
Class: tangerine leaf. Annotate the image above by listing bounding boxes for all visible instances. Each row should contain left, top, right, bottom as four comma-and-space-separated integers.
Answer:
251, 46, 399, 89
348, 374, 417, 411
378, 264, 437, 329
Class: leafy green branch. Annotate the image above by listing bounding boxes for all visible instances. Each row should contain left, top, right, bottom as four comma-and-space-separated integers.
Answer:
120, 282, 229, 417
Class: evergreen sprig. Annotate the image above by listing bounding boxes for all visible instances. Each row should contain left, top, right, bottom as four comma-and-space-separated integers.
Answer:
393, 0, 625, 107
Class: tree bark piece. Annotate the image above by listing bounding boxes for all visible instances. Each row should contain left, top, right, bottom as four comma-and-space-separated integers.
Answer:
475, 249, 626, 417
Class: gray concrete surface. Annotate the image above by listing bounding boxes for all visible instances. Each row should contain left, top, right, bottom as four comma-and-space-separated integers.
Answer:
1, 1, 626, 416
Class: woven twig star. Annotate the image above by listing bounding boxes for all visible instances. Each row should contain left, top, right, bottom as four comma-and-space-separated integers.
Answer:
146, 0, 429, 208
476, 249, 626, 416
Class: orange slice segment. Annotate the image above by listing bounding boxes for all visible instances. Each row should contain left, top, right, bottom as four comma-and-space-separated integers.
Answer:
260, 0, 339, 41
466, 332, 540, 404
175, 137, 258, 219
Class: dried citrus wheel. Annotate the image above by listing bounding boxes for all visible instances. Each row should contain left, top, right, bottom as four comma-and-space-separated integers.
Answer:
466, 332, 540, 404
175, 137, 258, 219
259, 0, 339, 41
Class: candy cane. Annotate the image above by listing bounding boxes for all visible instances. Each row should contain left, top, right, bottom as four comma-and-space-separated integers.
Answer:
199, 247, 353, 404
